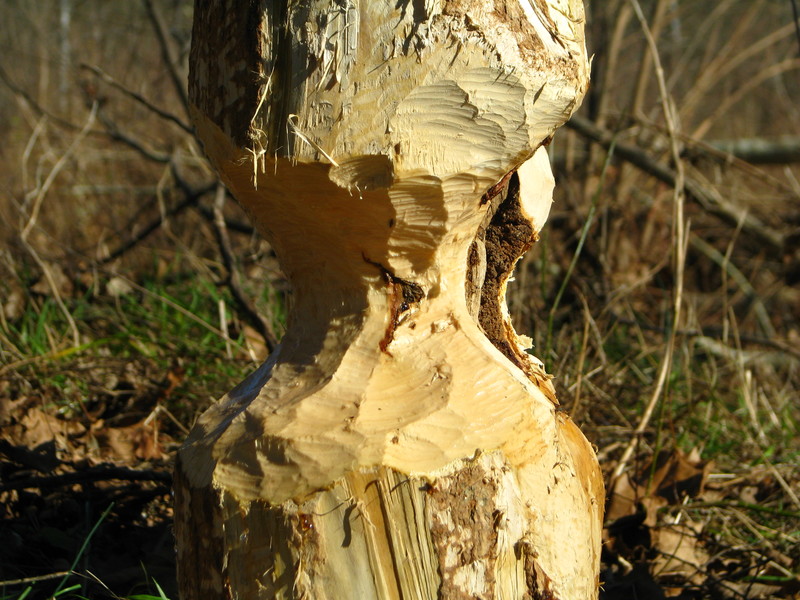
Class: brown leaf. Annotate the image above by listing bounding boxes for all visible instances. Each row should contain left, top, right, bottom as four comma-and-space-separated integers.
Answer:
30, 263, 74, 298
4, 407, 84, 451
93, 421, 168, 462
240, 325, 268, 361
606, 472, 640, 524
646, 448, 712, 504
651, 521, 708, 585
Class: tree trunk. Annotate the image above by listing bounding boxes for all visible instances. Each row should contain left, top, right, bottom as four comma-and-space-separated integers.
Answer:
174, 2, 603, 599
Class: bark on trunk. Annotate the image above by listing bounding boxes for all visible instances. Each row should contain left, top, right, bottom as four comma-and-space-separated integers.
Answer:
175, 2, 603, 599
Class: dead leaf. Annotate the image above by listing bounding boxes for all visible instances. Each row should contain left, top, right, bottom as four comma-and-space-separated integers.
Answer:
646, 448, 713, 504
30, 263, 74, 298
240, 324, 268, 361
93, 421, 167, 462
651, 521, 708, 584
3, 286, 26, 321
3, 407, 84, 452
605, 448, 718, 595
106, 276, 134, 297
606, 472, 640, 524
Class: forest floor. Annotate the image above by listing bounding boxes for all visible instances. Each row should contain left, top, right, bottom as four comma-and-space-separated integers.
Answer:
1, 236, 798, 600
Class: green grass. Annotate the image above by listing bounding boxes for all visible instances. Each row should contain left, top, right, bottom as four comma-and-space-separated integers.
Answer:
1, 261, 273, 417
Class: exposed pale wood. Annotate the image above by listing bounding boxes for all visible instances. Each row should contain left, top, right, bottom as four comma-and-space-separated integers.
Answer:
176, 1, 603, 599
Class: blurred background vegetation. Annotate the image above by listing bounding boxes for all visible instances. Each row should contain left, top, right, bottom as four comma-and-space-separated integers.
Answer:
0, 1, 798, 598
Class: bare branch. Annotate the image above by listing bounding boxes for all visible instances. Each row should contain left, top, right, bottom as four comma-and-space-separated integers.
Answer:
142, 0, 189, 112
80, 63, 193, 133
0, 62, 89, 132
94, 107, 172, 163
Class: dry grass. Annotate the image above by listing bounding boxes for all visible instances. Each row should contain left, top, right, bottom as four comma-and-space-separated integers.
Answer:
0, 1, 798, 598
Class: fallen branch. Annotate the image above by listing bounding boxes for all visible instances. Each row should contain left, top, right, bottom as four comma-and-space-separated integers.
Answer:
0, 465, 171, 493
705, 136, 800, 165
566, 115, 785, 252
607, 315, 800, 362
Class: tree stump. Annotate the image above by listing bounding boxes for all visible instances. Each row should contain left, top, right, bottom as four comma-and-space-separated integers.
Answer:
174, 2, 603, 598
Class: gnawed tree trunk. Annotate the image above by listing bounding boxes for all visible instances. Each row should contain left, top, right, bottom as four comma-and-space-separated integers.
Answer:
174, 2, 603, 599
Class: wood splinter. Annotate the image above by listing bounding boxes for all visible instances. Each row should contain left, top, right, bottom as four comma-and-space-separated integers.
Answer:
175, 1, 604, 599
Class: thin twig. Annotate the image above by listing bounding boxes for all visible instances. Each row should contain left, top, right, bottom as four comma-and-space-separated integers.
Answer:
0, 62, 87, 132
0, 571, 72, 587
689, 234, 776, 338
3, 61, 176, 165
211, 184, 279, 354
193, 204, 256, 235
98, 181, 216, 264
95, 107, 171, 163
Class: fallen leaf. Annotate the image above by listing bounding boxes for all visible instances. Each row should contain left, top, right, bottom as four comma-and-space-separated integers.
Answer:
651, 520, 708, 584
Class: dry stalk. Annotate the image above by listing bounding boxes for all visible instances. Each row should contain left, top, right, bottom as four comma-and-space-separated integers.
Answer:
18, 102, 98, 349
612, 0, 689, 483
665, 1, 732, 92
570, 301, 592, 421
20, 116, 48, 194
689, 234, 775, 338
594, 0, 633, 128
631, 0, 670, 120
614, 0, 672, 206
681, 19, 798, 124
692, 56, 800, 140
0, 572, 73, 587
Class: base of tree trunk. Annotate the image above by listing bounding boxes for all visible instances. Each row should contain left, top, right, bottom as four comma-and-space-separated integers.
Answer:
176, 446, 601, 600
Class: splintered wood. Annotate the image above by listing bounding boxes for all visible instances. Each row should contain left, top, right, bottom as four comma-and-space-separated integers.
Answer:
176, 1, 603, 598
